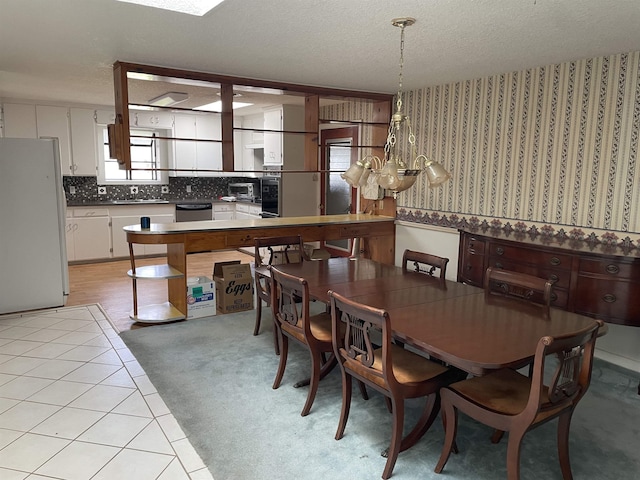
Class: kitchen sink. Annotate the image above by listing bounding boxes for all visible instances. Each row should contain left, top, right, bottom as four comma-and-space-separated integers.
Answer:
110, 199, 170, 204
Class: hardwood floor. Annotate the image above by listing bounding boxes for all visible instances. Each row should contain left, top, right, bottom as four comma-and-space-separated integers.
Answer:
66, 249, 254, 332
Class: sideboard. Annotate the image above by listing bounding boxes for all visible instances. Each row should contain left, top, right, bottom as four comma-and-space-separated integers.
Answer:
458, 229, 640, 327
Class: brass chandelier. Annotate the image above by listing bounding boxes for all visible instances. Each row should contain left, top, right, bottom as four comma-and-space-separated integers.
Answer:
341, 17, 451, 198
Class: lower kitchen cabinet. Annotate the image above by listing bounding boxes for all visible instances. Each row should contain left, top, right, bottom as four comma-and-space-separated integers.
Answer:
235, 202, 261, 219
66, 208, 111, 261
213, 202, 235, 220
110, 205, 175, 258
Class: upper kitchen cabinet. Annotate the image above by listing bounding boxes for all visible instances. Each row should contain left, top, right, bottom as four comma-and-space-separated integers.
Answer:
69, 108, 99, 175
130, 110, 174, 129
1, 103, 37, 138
172, 113, 222, 176
35, 105, 72, 175
263, 105, 304, 168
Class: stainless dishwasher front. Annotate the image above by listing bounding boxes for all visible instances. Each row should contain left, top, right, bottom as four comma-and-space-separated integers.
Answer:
175, 203, 213, 222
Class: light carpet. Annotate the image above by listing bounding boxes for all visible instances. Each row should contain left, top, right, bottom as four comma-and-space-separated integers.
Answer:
120, 309, 640, 480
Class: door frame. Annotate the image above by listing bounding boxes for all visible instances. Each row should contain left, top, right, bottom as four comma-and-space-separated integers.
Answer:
319, 125, 359, 256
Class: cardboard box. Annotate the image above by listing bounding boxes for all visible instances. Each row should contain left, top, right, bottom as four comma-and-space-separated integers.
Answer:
187, 276, 216, 319
213, 261, 254, 314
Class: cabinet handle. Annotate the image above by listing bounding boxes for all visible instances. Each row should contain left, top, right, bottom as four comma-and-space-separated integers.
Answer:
549, 274, 559, 283
550, 257, 561, 266
602, 294, 617, 303
495, 247, 504, 256
605, 264, 620, 275
551, 292, 558, 303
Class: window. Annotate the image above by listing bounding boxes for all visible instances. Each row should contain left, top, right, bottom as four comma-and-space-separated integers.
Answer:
97, 126, 169, 185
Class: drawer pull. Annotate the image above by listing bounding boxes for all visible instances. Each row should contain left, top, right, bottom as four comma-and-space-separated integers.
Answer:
602, 294, 617, 303
551, 292, 558, 303
549, 274, 559, 283
550, 257, 561, 266
605, 264, 620, 275
495, 247, 504, 256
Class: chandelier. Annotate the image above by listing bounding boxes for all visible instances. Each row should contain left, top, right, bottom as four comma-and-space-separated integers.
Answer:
341, 17, 451, 198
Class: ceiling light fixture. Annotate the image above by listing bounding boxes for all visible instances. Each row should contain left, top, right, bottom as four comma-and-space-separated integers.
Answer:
341, 17, 451, 198
194, 101, 253, 112
117, 0, 224, 17
148, 91, 189, 107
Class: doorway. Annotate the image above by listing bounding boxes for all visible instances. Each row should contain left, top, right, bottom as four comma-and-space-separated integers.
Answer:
320, 126, 358, 256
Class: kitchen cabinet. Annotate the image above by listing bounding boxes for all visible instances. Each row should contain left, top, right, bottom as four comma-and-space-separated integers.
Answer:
110, 204, 175, 258
263, 107, 284, 166
235, 202, 261, 219
2, 103, 37, 138
69, 108, 98, 175
457, 229, 640, 326
237, 113, 264, 175
131, 111, 174, 129
35, 105, 73, 176
213, 202, 235, 220
172, 113, 222, 176
66, 208, 111, 261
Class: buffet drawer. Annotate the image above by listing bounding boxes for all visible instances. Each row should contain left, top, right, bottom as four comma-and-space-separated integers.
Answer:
574, 276, 640, 325
578, 257, 640, 279
487, 259, 571, 289
489, 243, 572, 269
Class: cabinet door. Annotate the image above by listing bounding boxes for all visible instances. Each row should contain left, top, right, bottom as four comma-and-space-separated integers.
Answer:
173, 114, 197, 176
72, 216, 111, 261
196, 114, 222, 175
263, 108, 282, 166
132, 111, 174, 129
144, 214, 175, 255
36, 105, 72, 175
2, 103, 37, 138
69, 108, 98, 175
111, 216, 144, 258
65, 218, 76, 262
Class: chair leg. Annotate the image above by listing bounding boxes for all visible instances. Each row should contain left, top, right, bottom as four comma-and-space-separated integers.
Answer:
272, 317, 279, 356
435, 394, 458, 473
491, 429, 505, 444
384, 396, 393, 413
357, 380, 369, 400
272, 333, 288, 390
335, 370, 352, 440
399, 393, 440, 453
381, 397, 404, 480
505, 427, 526, 480
253, 297, 262, 336
557, 410, 575, 480
300, 350, 323, 416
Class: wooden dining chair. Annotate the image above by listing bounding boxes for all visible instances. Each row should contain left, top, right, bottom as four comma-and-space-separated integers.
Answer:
402, 249, 449, 282
329, 290, 461, 480
253, 235, 306, 354
270, 265, 336, 416
435, 319, 602, 480
484, 267, 553, 315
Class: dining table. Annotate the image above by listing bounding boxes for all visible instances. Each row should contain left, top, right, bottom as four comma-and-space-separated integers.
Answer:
272, 257, 605, 376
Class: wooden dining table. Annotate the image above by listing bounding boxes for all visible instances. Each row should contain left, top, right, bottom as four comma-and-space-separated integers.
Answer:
273, 257, 605, 376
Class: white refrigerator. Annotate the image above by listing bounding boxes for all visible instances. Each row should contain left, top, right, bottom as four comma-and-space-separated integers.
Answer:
0, 138, 70, 314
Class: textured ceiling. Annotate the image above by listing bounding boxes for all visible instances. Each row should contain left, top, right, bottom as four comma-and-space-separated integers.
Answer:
1, 0, 640, 108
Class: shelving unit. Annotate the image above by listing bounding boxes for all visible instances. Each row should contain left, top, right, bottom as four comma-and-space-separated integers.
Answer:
127, 247, 186, 324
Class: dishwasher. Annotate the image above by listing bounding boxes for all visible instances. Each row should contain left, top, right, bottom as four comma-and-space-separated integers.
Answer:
175, 203, 213, 222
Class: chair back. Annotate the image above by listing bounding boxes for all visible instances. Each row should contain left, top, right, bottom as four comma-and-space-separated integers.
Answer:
525, 320, 602, 419
402, 249, 449, 281
329, 290, 398, 390
484, 267, 553, 313
270, 266, 311, 338
255, 235, 305, 267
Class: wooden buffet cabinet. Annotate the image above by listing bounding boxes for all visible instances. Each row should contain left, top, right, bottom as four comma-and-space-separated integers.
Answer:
458, 229, 640, 327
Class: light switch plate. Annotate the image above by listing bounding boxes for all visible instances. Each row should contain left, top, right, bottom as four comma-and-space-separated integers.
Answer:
186, 185, 192, 193
97, 186, 106, 195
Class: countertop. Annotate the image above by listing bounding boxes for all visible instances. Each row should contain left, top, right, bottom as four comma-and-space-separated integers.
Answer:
66, 198, 260, 207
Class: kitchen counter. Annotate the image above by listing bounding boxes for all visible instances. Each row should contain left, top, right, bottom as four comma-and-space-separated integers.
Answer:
66, 198, 260, 207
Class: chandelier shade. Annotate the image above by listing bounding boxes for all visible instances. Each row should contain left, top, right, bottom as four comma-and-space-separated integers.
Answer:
341, 17, 451, 198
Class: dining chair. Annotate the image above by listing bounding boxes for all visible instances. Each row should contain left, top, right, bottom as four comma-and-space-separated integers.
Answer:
434, 319, 602, 480
402, 249, 449, 281
329, 290, 461, 480
484, 267, 553, 315
253, 235, 306, 354
270, 265, 336, 416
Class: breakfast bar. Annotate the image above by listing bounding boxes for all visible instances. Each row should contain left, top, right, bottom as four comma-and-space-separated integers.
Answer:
124, 214, 396, 323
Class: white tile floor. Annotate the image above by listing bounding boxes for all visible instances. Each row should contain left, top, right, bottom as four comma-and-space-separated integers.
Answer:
0, 304, 213, 480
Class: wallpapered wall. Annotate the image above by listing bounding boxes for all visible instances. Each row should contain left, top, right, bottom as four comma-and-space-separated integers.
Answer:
396, 50, 640, 241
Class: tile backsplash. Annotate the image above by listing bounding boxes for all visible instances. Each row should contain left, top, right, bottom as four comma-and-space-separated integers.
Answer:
63, 176, 260, 204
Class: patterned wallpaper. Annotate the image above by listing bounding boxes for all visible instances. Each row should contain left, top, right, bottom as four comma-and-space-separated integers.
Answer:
396, 50, 640, 244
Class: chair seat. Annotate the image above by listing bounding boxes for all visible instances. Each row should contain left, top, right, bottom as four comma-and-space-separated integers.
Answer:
448, 368, 550, 416
345, 344, 450, 389
281, 311, 333, 343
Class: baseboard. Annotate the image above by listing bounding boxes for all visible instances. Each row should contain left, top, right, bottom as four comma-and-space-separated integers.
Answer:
595, 348, 640, 373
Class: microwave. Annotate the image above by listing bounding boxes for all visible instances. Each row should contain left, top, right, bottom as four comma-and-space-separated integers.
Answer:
228, 182, 256, 200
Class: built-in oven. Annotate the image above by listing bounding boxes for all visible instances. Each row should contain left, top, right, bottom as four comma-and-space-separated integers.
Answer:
260, 177, 280, 217
228, 182, 257, 202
